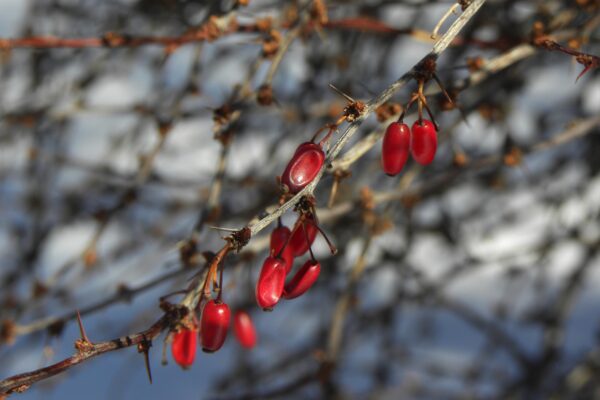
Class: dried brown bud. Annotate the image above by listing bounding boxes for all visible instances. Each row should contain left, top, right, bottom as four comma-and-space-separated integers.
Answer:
400, 193, 421, 209
213, 103, 234, 127
255, 17, 273, 33
375, 102, 403, 122
503, 147, 522, 166
179, 238, 198, 267
458, 0, 473, 11
215, 128, 234, 146
311, 0, 329, 25
360, 187, 375, 211
83, 247, 97, 268
31, 280, 48, 299
257, 84, 274, 106
262, 30, 281, 58
372, 218, 393, 236
531, 21, 545, 40
1, 319, 16, 345
453, 152, 469, 167
568, 38, 581, 50
466, 56, 485, 72
205, 16, 223, 41
102, 32, 125, 47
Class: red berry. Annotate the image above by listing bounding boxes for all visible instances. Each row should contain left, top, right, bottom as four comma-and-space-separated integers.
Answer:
281, 142, 325, 194
283, 259, 321, 300
233, 311, 257, 349
256, 257, 287, 310
200, 300, 231, 353
288, 215, 318, 257
171, 327, 197, 368
410, 119, 437, 165
381, 122, 410, 176
270, 226, 294, 273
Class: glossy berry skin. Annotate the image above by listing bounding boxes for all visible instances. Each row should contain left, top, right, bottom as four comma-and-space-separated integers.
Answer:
288, 216, 318, 257
382, 122, 411, 176
270, 226, 294, 273
281, 142, 325, 194
233, 311, 257, 349
256, 257, 287, 311
283, 259, 321, 300
410, 119, 437, 165
200, 300, 231, 353
171, 328, 197, 368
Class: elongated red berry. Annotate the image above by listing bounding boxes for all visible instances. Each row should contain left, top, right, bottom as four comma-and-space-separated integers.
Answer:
270, 226, 294, 273
281, 142, 325, 194
233, 311, 257, 349
288, 215, 318, 257
410, 119, 437, 165
200, 300, 231, 353
382, 122, 410, 176
256, 257, 287, 310
283, 259, 321, 300
171, 327, 197, 368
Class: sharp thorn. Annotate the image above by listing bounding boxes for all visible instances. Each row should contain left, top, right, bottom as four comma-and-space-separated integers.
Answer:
76, 310, 91, 344
328, 83, 355, 103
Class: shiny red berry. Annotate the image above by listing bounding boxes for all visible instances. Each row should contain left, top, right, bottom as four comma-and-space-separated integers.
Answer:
200, 300, 231, 353
171, 327, 197, 368
233, 311, 257, 349
256, 257, 287, 310
288, 215, 318, 257
410, 119, 437, 165
281, 142, 325, 194
283, 259, 321, 300
382, 122, 410, 176
270, 226, 294, 273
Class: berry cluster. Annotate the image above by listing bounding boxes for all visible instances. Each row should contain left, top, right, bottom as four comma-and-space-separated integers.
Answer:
256, 207, 333, 310
381, 60, 447, 176
170, 307, 257, 369
171, 136, 336, 368
172, 68, 447, 366
252, 126, 338, 310
382, 119, 437, 176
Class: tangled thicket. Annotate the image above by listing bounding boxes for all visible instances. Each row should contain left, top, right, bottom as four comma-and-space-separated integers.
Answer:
1, 0, 600, 398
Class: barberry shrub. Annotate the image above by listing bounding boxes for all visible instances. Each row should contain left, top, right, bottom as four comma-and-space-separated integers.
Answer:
0, 1, 599, 399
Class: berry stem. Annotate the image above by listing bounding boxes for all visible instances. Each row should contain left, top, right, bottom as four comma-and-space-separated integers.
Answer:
422, 101, 440, 131
306, 217, 337, 255
216, 262, 224, 302
303, 222, 317, 262
417, 80, 424, 123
